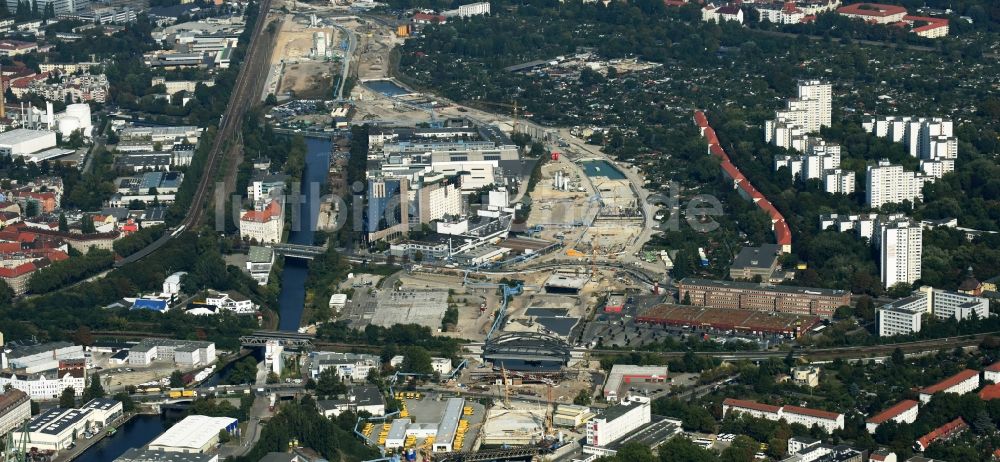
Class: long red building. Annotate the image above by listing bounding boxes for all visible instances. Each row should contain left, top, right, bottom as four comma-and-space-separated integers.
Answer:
693, 110, 792, 252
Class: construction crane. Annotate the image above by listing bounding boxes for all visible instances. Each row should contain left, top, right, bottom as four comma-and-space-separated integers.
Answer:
476, 101, 522, 134
501, 365, 511, 408
545, 384, 554, 437
4, 419, 30, 462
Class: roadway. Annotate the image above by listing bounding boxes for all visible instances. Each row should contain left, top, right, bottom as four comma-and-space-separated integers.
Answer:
114, 0, 276, 267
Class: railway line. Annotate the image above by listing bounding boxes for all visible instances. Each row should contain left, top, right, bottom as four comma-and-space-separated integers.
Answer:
115, 0, 276, 267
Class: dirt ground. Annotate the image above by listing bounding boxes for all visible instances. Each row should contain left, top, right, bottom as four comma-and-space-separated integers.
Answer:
270, 15, 340, 97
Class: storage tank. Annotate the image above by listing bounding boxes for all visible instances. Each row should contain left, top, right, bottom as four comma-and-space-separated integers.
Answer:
57, 116, 81, 137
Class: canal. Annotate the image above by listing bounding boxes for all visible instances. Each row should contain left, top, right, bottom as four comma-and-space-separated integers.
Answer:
277, 137, 332, 331
73, 415, 166, 462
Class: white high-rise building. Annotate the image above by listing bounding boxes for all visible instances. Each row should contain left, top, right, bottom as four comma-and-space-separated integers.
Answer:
864, 116, 957, 161
879, 218, 922, 289
765, 80, 832, 149
822, 169, 855, 194
865, 160, 933, 208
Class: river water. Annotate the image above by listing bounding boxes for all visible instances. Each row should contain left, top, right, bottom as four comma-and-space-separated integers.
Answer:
277, 137, 332, 331
72, 415, 166, 462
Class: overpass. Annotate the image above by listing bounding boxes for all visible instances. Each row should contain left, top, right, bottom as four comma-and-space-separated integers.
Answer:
271, 243, 327, 260
240, 330, 315, 348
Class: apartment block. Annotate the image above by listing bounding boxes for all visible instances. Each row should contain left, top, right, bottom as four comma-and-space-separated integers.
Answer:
866, 160, 933, 209
765, 80, 832, 149
723, 398, 845, 433
866, 399, 919, 434
878, 286, 989, 336
918, 369, 979, 403
879, 218, 922, 289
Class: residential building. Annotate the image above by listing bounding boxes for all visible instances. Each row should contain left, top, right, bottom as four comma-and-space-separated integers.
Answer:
585, 396, 651, 448
869, 448, 898, 462
245, 246, 275, 285
765, 80, 832, 149
837, 3, 907, 23
918, 369, 980, 403
866, 160, 932, 208
864, 116, 957, 161
203, 290, 256, 314
442, 1, 490, 17
311, 352, 380, 382
723, 399, 844, 433
0, 389, 30, 439
677, 278, 850, 318
984, 361, 1000, 384
791, 365, 821, 388
879, 218, 922, 289
823, 169, 856, 194
239, 199, 284, 244
782, 406, 845, 434
702, 3, 745, 23
0, 368, 85, 401
0, 40, 38, 56
603, 365, 669, 400
147, 415, 238, 453
787, 436, 821, 455
878, 287, 989, 336
915, 418, 966, 452
754, 2, 807, 24
127, 339, 216, 368
866, 400, 919, 434
729, 244, 782, 281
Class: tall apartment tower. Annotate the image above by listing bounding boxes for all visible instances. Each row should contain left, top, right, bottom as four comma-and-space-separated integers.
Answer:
865, 160, 932, 208
880, 219, 922, 289
765, 80, 832, 149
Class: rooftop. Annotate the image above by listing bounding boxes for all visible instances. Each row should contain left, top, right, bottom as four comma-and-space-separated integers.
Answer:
723, 398, 781, 414
148, 415, 237, 451
837, 2, 908, 17
866, 399, 919, 424
679, 277, 849, 297
919, 369, 979, 395
114, 448, 217, 462
731, 244, 781, 270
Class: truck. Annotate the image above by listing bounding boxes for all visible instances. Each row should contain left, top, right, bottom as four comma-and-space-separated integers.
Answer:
182, 390, 197, 398
168, 390, 182, 399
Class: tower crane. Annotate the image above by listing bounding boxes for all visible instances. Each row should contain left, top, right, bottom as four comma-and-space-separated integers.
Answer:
475, 101, 523, 134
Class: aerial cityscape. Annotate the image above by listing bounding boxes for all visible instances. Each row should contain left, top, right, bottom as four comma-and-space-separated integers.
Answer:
0, 0, 996, 461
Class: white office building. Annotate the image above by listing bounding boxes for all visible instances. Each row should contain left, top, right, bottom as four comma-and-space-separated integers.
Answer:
585, 396, 651, 448
878, 295, 925, 337
866, 160, 933, 209
879, 218, 922, 289
312, 352, 381, 382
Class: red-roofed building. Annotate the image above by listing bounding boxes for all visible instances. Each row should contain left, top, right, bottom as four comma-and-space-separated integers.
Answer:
412, 12, 447, 24
979, 383, 1000, 401
902, 15, 948, 38
0, 40, 38, 57
919, 369, 980, 403
837, 3, 907, 23
781, 405, 845, 433
722, 398, 782, 420
916, 417, 967, 452
866, 399, 919, 433
868, 448, 896, 462
985, 361, 1000, 384
703, 3, 745, 23
722, 398, 844, 432
239, 199, 284, 244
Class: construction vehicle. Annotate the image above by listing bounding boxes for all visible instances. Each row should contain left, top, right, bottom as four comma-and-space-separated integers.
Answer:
168, 390, 182, 399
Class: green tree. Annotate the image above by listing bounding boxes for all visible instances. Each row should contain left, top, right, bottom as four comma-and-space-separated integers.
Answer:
83, 374, 105, 401
316, 367, 347, 397
266, 372, 279, 384
113, 391, 136, 412
169, 370, 185, 388
218, 428, 232, 444
400, 346, 433, 375
59, 387, 76, 408
573, 389, 592, 406
721, 435, 759, 462
657, 437, 717, 462
58, 213, 68, 232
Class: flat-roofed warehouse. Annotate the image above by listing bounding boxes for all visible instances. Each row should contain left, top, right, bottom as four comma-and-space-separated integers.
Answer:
147, 415, 237, 453
603, 365, 668, 400
677, 277, 850, 318
636, 304, 821, 338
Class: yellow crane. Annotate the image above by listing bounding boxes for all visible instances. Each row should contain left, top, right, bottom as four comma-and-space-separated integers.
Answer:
475, 101, 523, 134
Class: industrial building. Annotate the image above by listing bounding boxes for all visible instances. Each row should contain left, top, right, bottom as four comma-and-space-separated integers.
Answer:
127, 339, 216, 368
5, 341, 84, 374
80, 397, 124, 429
0, 129, 58, 158
433, 398, 465, 453
114, 448, 219, 462
12, 407, 93, 451
543, 273, 589, 295
602, 365, 669, 400
553, 405, 595, 428
147, 415, 238, 453
482, 332, 571, 371
676, 277, 850, 318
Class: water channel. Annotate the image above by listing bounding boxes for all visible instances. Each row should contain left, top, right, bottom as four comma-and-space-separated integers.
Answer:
71, 415, 167, 462
277, 137, 332, 331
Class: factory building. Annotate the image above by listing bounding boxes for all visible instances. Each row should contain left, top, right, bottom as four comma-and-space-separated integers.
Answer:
127, 339, 216, 368
147, 415, 238, 453
0, 129, 58, 157
433, 398, 466, 453
602, 365, 668, 400
12, 408, 93, 451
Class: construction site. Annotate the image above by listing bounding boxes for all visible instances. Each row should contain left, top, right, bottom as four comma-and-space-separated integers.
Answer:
262, 13, 344, 100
